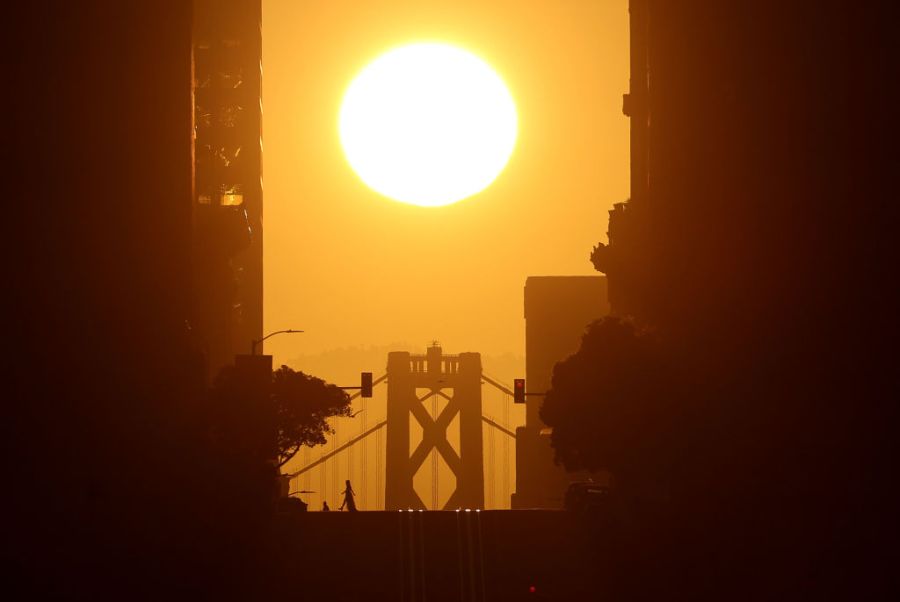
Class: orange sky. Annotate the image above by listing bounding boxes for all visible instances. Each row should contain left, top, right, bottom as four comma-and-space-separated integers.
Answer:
262, 0, 628, 372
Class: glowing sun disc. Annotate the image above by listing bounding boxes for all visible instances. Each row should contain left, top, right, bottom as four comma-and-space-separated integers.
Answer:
339, 43, 518, 207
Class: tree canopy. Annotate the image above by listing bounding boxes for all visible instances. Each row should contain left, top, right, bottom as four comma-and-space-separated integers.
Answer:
540, 317, 686, 488
209, 365, 352, 469
271, 366, 352, 467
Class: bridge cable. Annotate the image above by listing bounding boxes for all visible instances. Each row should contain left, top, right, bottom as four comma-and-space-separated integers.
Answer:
288, 420, 388, 478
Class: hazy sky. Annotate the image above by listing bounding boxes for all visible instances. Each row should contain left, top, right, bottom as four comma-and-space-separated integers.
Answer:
262, 0, 628, 368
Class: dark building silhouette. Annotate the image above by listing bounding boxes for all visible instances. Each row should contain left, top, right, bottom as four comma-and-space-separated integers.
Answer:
193, 0, 264, 379
9, 1, 265, 597
10, 2, 197, 595
512, 276, 609, 509
586, 0, 897, 597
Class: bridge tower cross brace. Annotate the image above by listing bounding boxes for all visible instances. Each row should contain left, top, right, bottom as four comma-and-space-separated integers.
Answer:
385, 346, 485, 510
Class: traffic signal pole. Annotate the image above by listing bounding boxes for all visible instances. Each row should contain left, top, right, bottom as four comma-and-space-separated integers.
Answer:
340, 372, 375, 398
512, 378, 546, 404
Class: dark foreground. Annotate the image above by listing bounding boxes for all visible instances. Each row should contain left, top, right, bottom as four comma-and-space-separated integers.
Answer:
270, 510, 611, 602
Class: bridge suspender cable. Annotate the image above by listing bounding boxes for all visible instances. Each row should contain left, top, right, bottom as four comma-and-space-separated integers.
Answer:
289, 420, 387, 478
481, 415, 516, 439
481, 373, 515, 397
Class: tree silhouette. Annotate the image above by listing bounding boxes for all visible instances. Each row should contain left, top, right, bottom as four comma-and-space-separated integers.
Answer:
540, 317, 686, 490
209, 365, 352, 468
271, 366, 352, 467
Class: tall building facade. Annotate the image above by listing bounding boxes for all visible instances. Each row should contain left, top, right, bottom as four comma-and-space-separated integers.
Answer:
512, 276, 609, 509
585, 1, 895, 596
192, 0, 264, 380
12, 1, 202, 594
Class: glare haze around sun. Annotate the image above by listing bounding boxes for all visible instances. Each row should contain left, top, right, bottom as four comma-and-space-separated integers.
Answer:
339, 43, 518, 207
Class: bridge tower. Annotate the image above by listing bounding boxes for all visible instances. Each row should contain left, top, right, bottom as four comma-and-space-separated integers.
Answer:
385, 345, 484, 510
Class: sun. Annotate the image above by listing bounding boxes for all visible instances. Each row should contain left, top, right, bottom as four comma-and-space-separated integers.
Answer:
339, 43, 518, 207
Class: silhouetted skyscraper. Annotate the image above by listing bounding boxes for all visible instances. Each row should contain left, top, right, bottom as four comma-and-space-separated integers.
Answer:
192, 0, 263, 379
587, 1, 896, 597
10, 1, 205, 595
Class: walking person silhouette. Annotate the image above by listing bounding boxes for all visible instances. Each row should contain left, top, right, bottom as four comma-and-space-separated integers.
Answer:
339, 479, 357, 511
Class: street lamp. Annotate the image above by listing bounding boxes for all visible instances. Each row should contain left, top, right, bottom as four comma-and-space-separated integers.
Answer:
251, 329, 304, 355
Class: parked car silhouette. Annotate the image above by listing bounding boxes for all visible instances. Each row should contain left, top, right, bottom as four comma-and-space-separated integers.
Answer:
563, 481, 611, 512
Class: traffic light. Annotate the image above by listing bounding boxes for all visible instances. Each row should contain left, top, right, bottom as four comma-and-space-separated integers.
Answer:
513, 378, 526, 404
361, 372, 373, 398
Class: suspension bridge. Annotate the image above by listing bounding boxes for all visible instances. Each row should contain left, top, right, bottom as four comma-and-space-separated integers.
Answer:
287, 344, 519, 510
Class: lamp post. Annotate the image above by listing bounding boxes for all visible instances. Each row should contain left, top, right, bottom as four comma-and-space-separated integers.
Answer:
251, 329, 304, 355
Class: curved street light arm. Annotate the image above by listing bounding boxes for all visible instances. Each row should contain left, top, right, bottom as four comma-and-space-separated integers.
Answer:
251, 329, 304, 355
